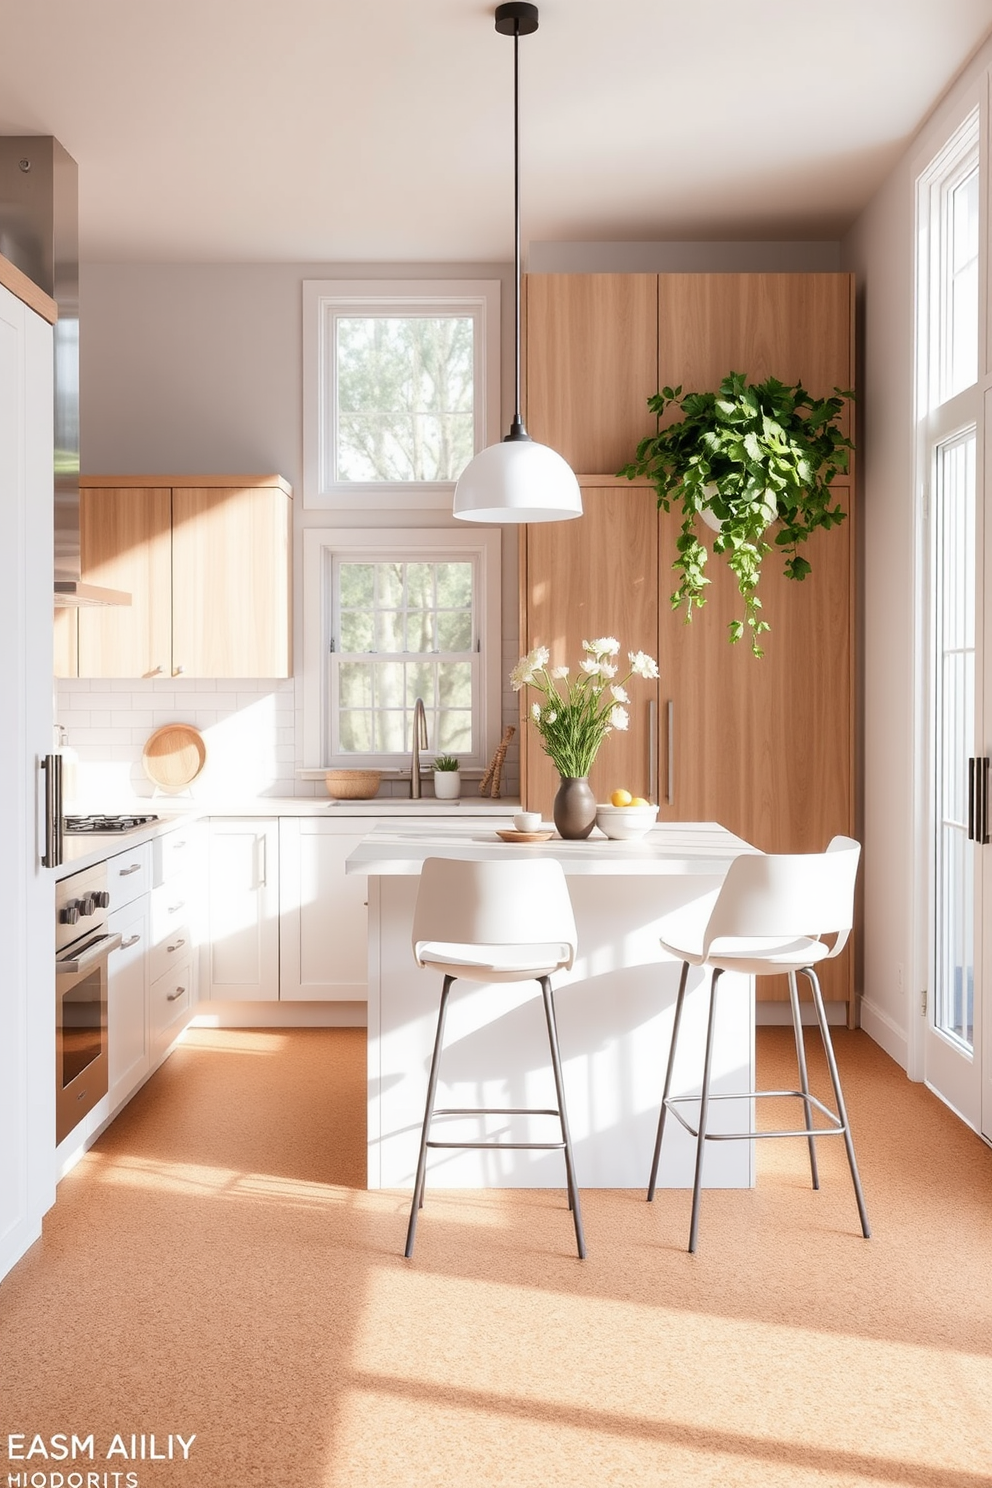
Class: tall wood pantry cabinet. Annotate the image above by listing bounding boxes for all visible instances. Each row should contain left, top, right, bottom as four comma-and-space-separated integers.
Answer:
54, 474, 292, 679
521, 272, 856, 1017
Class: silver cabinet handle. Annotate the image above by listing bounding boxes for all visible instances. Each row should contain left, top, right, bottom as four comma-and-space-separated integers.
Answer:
119, 863, 142, 876
173, 664, 185, 676
166, 985, 186, 1002
168, 901, 185, 914
647, 698, 658, 803
167, 938, 187, 953
172, 840, 187, 850
148, 665, 164, 677
120, 934, 141, 949
258, 833, 267, 888
666, 699, 674, 806
42, 754, 63, 868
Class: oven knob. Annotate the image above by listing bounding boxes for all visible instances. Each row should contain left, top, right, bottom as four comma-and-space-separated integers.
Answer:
94, 890, 111, 908
79, 895, 96, 916
60, 905, 80, 925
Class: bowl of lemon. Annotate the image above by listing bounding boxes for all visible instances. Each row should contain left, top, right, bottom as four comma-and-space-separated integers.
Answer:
595, 789, 659, 840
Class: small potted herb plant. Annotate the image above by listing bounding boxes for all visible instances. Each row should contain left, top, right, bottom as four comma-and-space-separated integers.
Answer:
432, 754, 461, 800
618, 371, 853, 656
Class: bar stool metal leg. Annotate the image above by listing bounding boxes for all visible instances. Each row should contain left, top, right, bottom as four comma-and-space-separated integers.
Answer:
648, 959, 690, 1201
801, 968, 871, 1239
405, 973, 455, 1259
788, 969, 820, 1190
540, 975, 586, 1260
688, 967, 723, 1254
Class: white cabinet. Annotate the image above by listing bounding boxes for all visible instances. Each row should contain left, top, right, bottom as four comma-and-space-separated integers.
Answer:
279, 818, 369, 1001
0, 274, 55, 1283
205, 819, 280, 1001
107, 897, 149, 1112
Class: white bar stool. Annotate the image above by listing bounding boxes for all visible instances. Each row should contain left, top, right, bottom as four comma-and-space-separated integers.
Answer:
648, 835, 870, 1253
406, 855, 585, 1259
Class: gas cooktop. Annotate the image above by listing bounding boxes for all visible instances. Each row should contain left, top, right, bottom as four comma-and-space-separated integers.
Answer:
64, 813, 160, 834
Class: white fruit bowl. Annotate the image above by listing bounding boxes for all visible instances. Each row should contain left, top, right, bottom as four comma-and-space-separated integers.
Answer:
595, 802, 659, 840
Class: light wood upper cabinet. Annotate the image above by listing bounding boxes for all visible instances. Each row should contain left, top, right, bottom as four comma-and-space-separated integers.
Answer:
521, 483, 660, 819
525, 274, 658, 473
172, 485, 291, 678
77, 486, 172, 678
657, 273, 855, 444
71, 476, 292, 679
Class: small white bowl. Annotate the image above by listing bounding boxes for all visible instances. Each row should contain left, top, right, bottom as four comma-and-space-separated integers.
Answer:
595, 802, 659, 840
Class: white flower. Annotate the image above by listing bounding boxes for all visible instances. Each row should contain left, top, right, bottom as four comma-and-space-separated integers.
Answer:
610, 683, 629, 703
599, 662, 618, 678
584, 636, 620, 658
510, 644, 551, 691
628, 650, 660, 680
551, 665, 570, 679
580, 658, 602, 676
530, 702, 541, 722
545, 710, 557, 724
609, 705, 629, 731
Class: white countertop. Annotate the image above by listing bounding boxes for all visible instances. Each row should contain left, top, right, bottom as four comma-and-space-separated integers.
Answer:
52, 796, 519, 879
345, 820, 756, 876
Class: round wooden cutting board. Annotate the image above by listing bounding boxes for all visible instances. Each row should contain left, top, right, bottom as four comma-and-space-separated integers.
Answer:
141, 723, 207, 792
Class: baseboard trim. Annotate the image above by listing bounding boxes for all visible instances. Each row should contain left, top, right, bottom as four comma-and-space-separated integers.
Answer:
756, 1001, 847, 1026
191, 1001, 368, 1029
858, 996, 909, 1071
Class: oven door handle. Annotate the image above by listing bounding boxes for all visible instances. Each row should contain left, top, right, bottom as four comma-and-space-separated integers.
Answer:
57, 932, 122, 976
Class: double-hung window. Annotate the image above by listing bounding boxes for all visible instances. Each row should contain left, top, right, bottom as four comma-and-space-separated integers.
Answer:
303, 528, 501, 772
303, 280, 501, 509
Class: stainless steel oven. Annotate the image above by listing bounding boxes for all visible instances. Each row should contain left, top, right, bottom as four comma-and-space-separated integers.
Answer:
55, 863, 120, 1145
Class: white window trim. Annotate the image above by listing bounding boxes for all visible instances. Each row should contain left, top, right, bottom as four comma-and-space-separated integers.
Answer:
909, 80, 988, 1082
302, 527, 502, 773
302, 279, 501, 510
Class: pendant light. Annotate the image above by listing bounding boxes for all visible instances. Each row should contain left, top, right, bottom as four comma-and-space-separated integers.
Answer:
453, 2, 582, 524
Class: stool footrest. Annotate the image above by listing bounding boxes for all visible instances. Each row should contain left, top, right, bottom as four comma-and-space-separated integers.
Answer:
427, 1139, 567, 1150
665, 1088, 845, 1142
432, 1105, 561, 1118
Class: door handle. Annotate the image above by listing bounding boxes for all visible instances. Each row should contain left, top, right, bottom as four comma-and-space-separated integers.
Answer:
647, 699, 657, 803
982, 757, 990, 845
968, 757, 975, 841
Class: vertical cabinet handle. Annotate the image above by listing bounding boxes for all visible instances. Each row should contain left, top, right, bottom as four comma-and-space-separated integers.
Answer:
41, 753, 63, 868
647, 699, 658, 804
666, 700, 674, 806
982, 757, 991, 846
968, 757, 975, 841
257, 833, 267, 888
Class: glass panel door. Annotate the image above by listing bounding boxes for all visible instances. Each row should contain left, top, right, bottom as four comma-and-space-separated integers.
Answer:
927, 426, 982, 1127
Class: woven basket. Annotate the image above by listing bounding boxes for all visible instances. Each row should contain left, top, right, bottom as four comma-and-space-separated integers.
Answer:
324, 769, 382, 800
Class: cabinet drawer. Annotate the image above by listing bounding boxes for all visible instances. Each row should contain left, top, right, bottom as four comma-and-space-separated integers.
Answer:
149, 954, 192, 1050
149, 919, 192, 986
150, 876, 190, 940
107, 842, 152, 911
153, 826, 199, 888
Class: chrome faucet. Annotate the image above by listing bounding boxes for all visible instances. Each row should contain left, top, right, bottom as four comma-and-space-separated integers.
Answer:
410, 697, 429, 799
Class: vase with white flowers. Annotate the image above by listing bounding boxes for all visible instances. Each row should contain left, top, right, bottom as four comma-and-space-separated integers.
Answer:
510, 637, 660, 838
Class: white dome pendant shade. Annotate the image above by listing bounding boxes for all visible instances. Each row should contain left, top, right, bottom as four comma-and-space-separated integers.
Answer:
453, 423, 582, 523
453, 3, 582, 526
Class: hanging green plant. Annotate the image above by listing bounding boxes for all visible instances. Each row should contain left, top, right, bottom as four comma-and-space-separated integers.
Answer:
618, 371, 854, 656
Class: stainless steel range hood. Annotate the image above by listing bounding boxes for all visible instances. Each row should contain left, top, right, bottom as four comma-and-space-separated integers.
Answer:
0, 136, 130, 608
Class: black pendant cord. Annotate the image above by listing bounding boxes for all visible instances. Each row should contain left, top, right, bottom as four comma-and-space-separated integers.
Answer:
507, 17, 528, 441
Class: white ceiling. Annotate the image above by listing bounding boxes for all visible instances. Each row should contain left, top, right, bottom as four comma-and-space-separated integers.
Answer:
0, 0, 990, 263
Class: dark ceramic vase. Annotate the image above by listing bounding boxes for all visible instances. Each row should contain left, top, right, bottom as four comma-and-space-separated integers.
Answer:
553, 776, 596, 839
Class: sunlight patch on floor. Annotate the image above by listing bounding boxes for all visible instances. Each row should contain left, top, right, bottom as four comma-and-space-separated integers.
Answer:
335, 1266, 992, 1482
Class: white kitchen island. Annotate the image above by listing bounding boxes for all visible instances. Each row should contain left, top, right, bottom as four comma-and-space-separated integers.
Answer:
347, 821, 759, 1191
